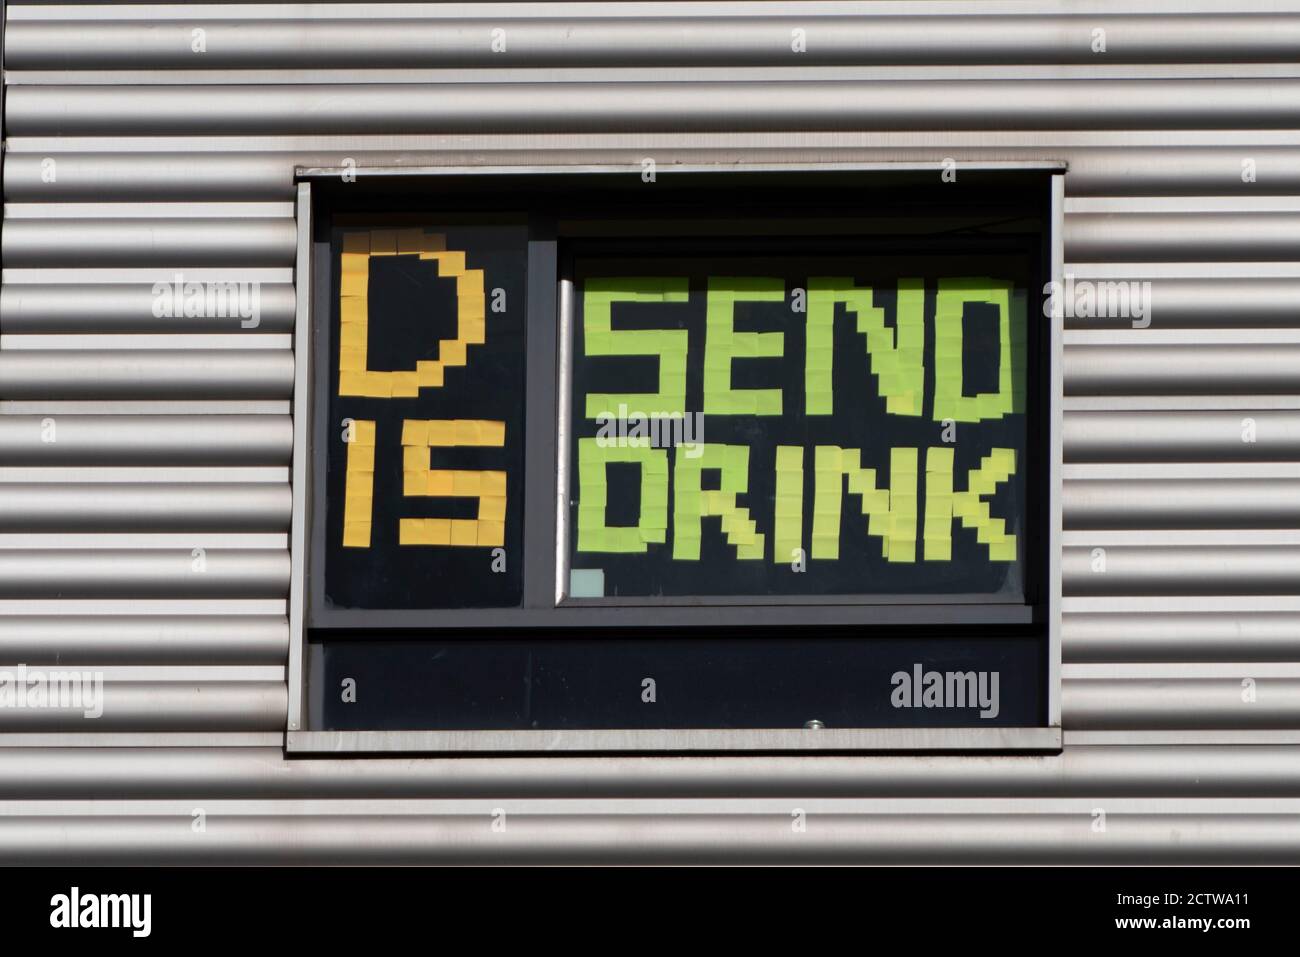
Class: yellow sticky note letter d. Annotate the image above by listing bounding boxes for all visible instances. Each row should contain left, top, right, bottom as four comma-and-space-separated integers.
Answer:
337, 228, 488, 399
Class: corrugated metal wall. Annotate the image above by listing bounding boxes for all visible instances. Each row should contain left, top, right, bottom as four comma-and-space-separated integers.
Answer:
2, 0, 1299, 863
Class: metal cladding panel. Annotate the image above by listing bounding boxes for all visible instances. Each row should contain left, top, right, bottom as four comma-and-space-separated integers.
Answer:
8, 16, 1300, 68
11, 79, 1300, 134
1, 0, 1299, 863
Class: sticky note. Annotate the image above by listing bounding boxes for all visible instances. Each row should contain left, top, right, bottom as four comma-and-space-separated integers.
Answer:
569, 568, 606, 598
575, 438, 669, 553
933, 278, 1022, 424
811, 445, 918, 562
802, 278, 925, 417
582, 278, 690, 419
343, 522, 372, 548
925, 446, 1018, 562
702, 277, 785, 416
335, 228, 489, 399
673, 444, 765, 560
394, 417, 510, 548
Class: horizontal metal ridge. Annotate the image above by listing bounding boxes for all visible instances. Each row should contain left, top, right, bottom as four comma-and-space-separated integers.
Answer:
9, 2, 1296, 20
0, 415, 292, 465
1062, 282, 1300, 329
1, 217, 296, 267
2, 334, 292, 351
0, 615, 287, 664
1063, 479, 1300, 528
0, 351, 293, 399
11, 80, 1300, 135
1064, 211, 1300, 261
0, 810, 1296, 864
8, 16, 1300, 69
0, 683, 287, 733
0, 549, 290, 598
1065, 344, 1300, 394
1062, 545, 1300, 595
2, 745, 1300, 798
4, 152, 295, 200
1064, 612, 1300, 662
1064, 679, 1300, 729
0, 483, 291, 532
1063, 410, 1300, 461
0, 282, 295, 333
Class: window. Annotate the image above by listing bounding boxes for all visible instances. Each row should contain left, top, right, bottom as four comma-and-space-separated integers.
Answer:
293, 166, 1061, 753
563, 244, 1029, 603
